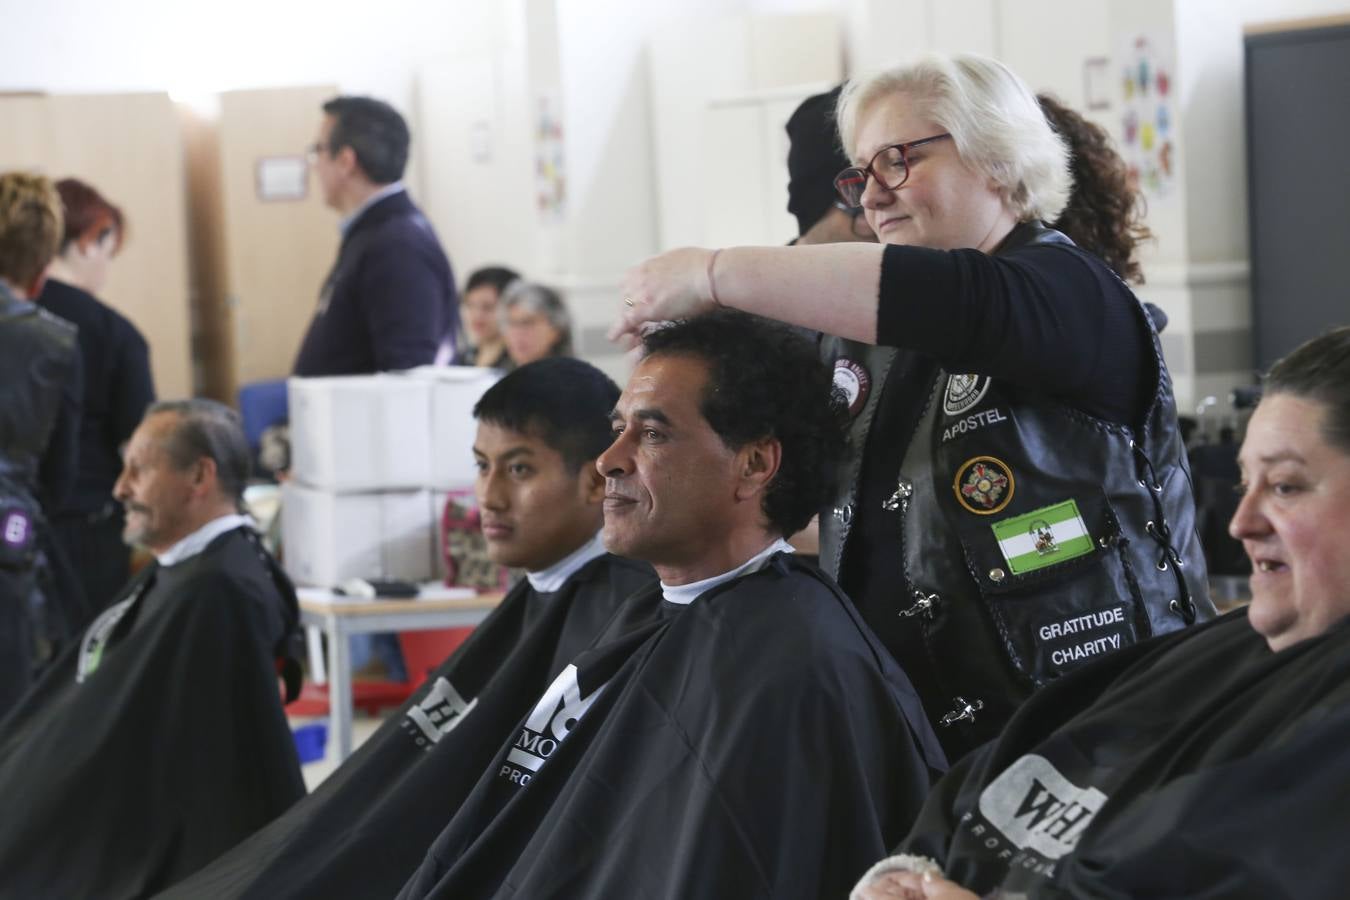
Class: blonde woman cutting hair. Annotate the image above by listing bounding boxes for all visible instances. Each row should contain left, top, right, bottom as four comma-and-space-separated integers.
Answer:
616, 54, 1212, 760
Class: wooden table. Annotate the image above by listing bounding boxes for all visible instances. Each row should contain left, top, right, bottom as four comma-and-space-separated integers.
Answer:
297, 588, 505, 760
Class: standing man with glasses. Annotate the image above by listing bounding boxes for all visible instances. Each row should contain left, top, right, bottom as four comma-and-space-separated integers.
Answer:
295, 96, 458, 682
295, 95, 458, 377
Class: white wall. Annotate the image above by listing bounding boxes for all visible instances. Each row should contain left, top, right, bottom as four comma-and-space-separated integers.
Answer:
0, 0, 481, 111
8, 0, 1344, 394
1175, 0, 1350, 264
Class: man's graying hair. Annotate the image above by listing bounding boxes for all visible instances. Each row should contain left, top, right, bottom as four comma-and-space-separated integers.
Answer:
147, 399, 252, 508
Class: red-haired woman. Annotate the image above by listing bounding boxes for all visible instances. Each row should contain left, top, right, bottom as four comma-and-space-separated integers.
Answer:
38, 178, 155, 625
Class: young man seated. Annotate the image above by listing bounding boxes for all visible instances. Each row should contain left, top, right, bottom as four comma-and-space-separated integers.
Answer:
162, 357, 656, 898
398, 310, 947, 900
0, 400, 305, 898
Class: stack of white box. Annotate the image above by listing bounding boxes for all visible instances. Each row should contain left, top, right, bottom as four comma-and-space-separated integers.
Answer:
282, 367, 501, 587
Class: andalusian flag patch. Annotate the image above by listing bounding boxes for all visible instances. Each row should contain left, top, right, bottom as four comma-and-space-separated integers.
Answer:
991, 500, 1094, 575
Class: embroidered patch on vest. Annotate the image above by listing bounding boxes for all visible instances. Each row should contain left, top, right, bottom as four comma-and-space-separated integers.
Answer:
991, 500, 1095, 574
943, 374, 991, 416
954, 456, 1014, 515
833, 359, 871, 418
941, 407, 1009, 443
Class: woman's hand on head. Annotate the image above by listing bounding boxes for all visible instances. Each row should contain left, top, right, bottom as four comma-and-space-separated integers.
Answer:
609, 247, 720, 347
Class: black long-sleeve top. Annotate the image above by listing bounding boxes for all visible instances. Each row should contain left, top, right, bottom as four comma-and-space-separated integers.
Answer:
38, 278, 156, 513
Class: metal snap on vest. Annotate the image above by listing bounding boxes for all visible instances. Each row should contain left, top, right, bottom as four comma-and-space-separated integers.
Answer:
988, 567, 1006, 582
882, 479, 912, 512
899, 590, 940, 618
939, 696, 984, 727
833, 503, 853, 526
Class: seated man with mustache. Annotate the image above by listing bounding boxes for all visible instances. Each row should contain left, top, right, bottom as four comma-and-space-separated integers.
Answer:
162, 357, 656, 899
0, 399, 305, 898
398, 309, 946, 900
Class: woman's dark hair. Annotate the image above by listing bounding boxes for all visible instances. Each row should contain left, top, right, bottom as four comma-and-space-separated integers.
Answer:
55, 178, 125, 254
641, 309, 847, 536
473, 357, 620, 473
1264, 325, 1350, 455
1038, 93, 1152, 284
465, 265, 521, 296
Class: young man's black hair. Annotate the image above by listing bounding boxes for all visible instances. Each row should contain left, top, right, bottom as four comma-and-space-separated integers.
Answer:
640, 308, 847, 536
473, 357, 620, 473
321, 96, 411, 185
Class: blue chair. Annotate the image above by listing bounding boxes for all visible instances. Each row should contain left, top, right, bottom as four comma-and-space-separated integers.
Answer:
237, 379, 289, 455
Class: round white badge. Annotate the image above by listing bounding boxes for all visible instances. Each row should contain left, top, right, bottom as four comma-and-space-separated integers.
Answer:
833, 359, 871, 417
943, 374, 991, 416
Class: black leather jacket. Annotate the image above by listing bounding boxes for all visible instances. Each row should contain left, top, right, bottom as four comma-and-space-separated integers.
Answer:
0, 284, 79, 497
819, 226, 1213, 759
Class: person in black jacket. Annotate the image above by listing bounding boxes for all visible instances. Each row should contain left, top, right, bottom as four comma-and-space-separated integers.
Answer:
0, 171, 81, 718
39, 177, 156, 621
615, 53, 1213, 761
294, 94, 459, 375
852, 327, 1350, 900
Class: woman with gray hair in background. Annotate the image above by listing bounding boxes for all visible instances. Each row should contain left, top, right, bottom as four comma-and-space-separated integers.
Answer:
615, 54, 1212, 761
500, 279, 572, 366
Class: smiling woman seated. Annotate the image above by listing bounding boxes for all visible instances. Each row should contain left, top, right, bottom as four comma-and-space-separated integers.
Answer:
852, 325, 1350, 900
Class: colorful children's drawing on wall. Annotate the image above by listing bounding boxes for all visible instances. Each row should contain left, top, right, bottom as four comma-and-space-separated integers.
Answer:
535, 94, 566, 222
1120, 33, 1176, 197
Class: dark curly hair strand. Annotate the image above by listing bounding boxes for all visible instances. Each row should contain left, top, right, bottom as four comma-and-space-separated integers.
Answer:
1039, 93, 1153, 285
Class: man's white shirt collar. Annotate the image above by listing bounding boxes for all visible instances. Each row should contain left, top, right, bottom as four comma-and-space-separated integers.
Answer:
526, 532, 607, 594
156, 514, 254, 567
660, 538, 795, 606
339, 181, 406, 235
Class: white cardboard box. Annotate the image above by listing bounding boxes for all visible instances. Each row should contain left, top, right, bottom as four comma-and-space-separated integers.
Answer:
288, 374, 433, 491
408, 366, 502, 490
281, 482, 436, 586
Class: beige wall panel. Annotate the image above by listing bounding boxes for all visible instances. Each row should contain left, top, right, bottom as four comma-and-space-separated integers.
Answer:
0, 96, 54, 163
217, 86, 338, 390
0, 92, 194, 399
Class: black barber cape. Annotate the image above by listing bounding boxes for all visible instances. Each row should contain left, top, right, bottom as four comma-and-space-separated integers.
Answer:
896, 606, 1350, 898
0, 527, 303, 900
399, 552, 947, 900
161, 553, 655, 900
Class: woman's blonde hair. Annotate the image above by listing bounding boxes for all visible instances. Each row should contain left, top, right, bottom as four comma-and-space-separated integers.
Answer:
0, 172, 63, 290
837, 53, 1071, 223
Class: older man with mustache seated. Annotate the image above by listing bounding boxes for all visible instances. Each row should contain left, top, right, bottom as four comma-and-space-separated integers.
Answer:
853, 326, 1350, 900
0, 399, 305, 898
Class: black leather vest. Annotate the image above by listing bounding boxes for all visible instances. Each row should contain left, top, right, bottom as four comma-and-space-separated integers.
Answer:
819, 228, 1213, 753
